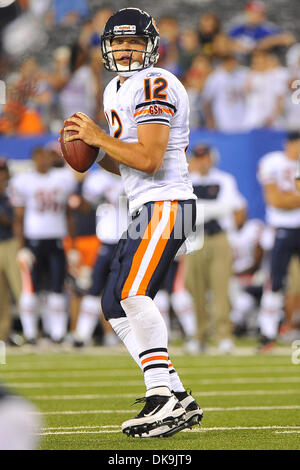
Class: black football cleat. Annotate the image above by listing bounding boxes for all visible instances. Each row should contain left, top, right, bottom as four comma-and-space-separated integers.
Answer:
122, 394, 185, 438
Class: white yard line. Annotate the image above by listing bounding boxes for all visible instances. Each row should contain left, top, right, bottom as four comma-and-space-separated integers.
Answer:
43, 425, 120, 430
1, 357, 294, 370
203, 406, 300, 411
42, 424, 300, 431
40, 430, 121, 435
1, 366, 298, 379
39, 425, 300, 436
33, 405, 300, 416
5, 377, 300, 388
5, 346, 292, 358
29, 389, 300, 400
274, 431, 300, 434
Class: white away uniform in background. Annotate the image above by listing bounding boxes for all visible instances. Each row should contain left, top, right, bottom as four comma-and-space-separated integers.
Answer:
74, 169, 127, 345
229, 219, 265, 275
228, 219, 265, 328
82, 169, 127, 244
10, 168, 76, 343
257, 151, 300, 341
258, 151, 300, 228
10, 168, 76, 239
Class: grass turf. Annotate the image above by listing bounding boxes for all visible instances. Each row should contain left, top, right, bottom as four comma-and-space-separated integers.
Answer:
1, 345, 300, 450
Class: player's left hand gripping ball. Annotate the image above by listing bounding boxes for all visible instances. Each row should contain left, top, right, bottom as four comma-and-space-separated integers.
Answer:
60, 112, 100, 173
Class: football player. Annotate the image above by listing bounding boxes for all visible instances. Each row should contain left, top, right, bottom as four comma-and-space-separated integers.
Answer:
257, 131, 300, 349
73, 168, 126, 347
154, 257, 198, 353
10, 146, 77, 344
228, 211, 266, 336
0, 382, 42, 450
61, 8, 203, 437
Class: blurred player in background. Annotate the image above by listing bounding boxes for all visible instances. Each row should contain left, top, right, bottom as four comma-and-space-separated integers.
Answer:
10, 146, 77, 344
228, 209, 266, 337
0, 382, 42, 450
186, 144, 247, 353
73, 167, 126, 347
0, 1, 20, 56
257, 131, 300, 349
280, 256, 300, 342
42, 141, 97, 339
62, 7, 203, 438
154, 257, 198, 353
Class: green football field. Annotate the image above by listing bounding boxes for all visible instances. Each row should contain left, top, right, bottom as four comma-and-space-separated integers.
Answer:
1, 344, 300, 450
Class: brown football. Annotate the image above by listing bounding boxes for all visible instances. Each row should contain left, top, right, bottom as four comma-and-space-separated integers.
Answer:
60, 113, 99, 173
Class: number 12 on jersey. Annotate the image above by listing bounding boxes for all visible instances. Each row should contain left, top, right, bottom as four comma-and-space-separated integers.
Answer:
144, 77, 168, 101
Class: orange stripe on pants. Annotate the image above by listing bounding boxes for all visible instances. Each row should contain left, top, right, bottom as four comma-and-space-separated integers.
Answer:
121, 201, 164, 299
136, 201, 178, 296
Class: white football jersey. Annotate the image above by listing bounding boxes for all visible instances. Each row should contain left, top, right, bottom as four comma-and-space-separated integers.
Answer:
228, 219, 265, 274
257, 151, 300, 228
82, 169, 128, 244
103, 66, 196, 214
10, 168, 76, 239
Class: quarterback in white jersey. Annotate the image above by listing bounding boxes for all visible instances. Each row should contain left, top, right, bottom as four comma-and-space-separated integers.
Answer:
10, 147, 77, 344
257, 132, 300, 348
62, 8, 202, 438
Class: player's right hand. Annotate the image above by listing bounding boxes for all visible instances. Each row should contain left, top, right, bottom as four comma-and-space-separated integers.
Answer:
17, 248, 36, 270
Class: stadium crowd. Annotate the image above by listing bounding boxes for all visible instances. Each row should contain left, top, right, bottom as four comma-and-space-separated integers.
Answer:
1, 0, 300, 134
0, 0, 300, 353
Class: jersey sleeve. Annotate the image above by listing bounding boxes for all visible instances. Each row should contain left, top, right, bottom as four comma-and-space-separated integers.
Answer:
257, 154, 278, 186
131, 73, 178, 127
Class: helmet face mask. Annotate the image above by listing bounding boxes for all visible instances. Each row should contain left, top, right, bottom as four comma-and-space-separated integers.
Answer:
101, 8, 160, 77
